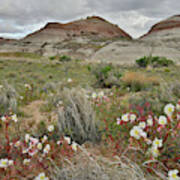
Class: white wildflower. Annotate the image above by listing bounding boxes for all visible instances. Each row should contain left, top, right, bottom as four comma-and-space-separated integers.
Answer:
0, 159, 9, 168
164, 104, 175, 116
130, 126, 144, 140
37, 143, 43, 150
122, 113, 129, 122
43, 144, 51, 154
92, 92, 97, 99
158, 115, 167, 126
34, 172, 49, 180
23, 159, 31, 165
130, 114, 136, 122
168, 169, 180, 180
138, 122, 146, 129
47, 125, 54, 132
152, 138, 163, 148
64, 136, 71, 144
71, 142, 78, 151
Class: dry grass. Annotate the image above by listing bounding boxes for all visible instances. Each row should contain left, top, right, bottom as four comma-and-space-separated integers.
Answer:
0, 83, 18, 114
57, 88, 100, 144
50, 145, 161, 180
122, 72, 159, 91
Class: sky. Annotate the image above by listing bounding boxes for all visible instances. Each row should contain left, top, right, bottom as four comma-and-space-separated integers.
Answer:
0, 0, 179, 39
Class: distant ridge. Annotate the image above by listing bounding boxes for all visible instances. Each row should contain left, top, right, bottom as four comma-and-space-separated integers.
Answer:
141, 14, 180, 38
24, 16, 132, 41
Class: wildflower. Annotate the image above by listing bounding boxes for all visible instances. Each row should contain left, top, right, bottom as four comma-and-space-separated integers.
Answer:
34, 172, 49, 180
176, 103, 180, 111
47, 125, 54, 132
122, 113, 129, 122
67, 78, 72, 83
0, 85, 3, 89
11, 114, 18, 122
152, 138, 163, 148
0, 159, 9, 168
168, 169, 180, 180
23, 159, 31, 165
141, 131, 147, 138
57, 140, 62, 145
25, 134, 30, 143
24, 84, 32, 90
41, 135, 48, 143
14, 140, 21, 147
29, 137, 39, 146
37, 143, 43, 150
64, 136, 71, 144
151, 147, 160, 158
145, 138, 152, 145
130, 126, 144, 140
98, 91, 104, 98
71, 142, 78, 151
147, 117, 153, 126
138, 122, 146, 129
130, 114, 136, 122
1, 116, 6, 122
158, 115, 167, 126
19, 96, 24, 100
92, 92, 97, 99
8, 160, 14, 166
22, 148, 29, 154
164, 104, 175, 116
28, 148, 38, 156
116, 117, 121, 125
43, 144, 51, 154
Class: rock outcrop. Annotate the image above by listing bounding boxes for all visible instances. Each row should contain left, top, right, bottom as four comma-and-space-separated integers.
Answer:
0, 16, 132, 59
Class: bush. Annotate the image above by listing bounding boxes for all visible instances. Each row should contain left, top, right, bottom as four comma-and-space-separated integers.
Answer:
91, 64, 121, 88
0, 83, 18, 114
57, 88, 100, 144
49, 56, 56, 60
136, 56, 174, 68
59, 55, 72, 62
122, 72, 159, 92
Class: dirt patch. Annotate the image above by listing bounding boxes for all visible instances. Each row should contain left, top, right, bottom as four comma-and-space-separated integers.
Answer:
21, 100, 57, 130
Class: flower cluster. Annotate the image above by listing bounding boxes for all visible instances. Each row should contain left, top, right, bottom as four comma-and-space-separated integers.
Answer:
115, 102, 180, 179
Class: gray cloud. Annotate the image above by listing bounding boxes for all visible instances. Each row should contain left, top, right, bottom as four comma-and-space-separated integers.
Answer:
0, 0, 179, 39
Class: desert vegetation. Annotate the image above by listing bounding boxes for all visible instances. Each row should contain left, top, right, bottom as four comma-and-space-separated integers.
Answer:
0, 55, 179, 180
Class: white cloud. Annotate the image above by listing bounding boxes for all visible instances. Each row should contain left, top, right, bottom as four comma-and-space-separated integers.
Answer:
0, 0, 179, 39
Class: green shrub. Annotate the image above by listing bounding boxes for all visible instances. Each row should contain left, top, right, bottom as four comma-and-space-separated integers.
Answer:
91, 64, 120, 88
136, 56, 174, 68
49, 56, 56, 60
59, 55, 72, 62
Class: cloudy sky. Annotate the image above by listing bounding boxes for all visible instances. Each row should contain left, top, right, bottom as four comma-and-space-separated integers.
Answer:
0, 0, 179, 39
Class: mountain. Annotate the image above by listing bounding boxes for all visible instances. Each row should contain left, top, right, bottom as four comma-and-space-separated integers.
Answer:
141, 15, 180, 41
24, 16, 132, 43
92, 15, 180, 64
